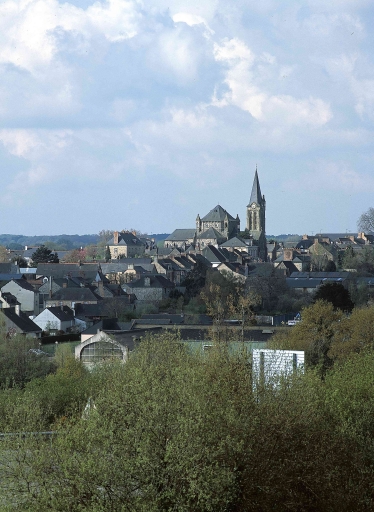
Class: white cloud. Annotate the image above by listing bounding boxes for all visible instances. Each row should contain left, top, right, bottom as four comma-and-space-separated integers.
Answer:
0, 0, 141, 73
286, 161, 374, 194
212, 38, 332, 126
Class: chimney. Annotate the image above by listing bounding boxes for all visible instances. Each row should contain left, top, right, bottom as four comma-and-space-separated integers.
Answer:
144, 277, 150, 287
113, 231, 119, 245
49, 276, 53, 299
15, 305, 20, 316
62, 281, 67, 288
98, 280, 104, 296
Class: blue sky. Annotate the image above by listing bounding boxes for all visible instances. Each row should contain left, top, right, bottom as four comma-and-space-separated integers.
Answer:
0, 0, 373, 235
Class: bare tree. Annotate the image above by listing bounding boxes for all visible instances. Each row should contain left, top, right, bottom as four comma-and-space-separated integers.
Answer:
358, 207, 374, 232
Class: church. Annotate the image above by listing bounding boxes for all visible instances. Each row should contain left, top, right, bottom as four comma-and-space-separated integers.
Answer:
164, 169, 267, 260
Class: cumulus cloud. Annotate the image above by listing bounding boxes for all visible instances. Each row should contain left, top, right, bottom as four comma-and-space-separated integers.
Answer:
212, 37, 332, 126
0, 0, 372, 234
0, 0, 141, 73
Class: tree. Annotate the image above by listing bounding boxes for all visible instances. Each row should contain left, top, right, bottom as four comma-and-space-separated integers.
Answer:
271, 300, 344, 372
358, 207, 374, 232
0, 245, 9, 263
4, 333, 374, 510
31, 245, 59, 265
313, 282, 354, 312
63, 248, 86, 263
329, 305, 374, 362
105, 245, 111, 262
11, 255, 28, 268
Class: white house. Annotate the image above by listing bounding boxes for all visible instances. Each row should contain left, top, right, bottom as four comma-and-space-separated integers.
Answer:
33, 306, 86, 333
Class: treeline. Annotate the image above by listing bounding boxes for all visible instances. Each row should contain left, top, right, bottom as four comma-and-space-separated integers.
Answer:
0, 233, 100, 250
1, 332, 374, 510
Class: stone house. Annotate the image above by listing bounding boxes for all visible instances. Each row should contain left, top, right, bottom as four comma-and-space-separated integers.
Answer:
123, 275, 175, 303
108, 231, 145, 259
0, 306, 42, 338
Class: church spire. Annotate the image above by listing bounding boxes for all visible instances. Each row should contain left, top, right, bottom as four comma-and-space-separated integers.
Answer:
249, 167, 262, 205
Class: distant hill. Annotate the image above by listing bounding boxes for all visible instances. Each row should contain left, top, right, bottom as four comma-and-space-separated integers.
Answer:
0, 234, 100, 250
0, 233, 170, 250
266, 234, 302, 243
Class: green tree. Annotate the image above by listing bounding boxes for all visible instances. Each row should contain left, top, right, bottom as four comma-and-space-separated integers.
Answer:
313, 282, 354, 312
31, 245, 59, 265
11, 255, 28, 268
329, 305, 374, 362
271, 300, 344, 372
105, 245, 111, 262
357, 207, 374, 232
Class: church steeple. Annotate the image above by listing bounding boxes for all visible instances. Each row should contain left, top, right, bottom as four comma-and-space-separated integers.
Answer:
249, 167, 262, 206
246, 168, 266, 260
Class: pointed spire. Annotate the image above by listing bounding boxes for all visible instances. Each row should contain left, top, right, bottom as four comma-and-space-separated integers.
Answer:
249, 168, 262, 205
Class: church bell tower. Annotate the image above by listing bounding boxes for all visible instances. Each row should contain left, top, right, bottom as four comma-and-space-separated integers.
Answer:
246, 168, 266, 260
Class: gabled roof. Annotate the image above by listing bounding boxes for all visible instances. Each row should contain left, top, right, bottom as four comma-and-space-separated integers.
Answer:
201, 205, 235, 222
197, 227, 226, 241
49, 287, 102, 302
201, 245, 227, 264
1, 308, 42, 333
108, 232, 145, 247
1, 278, 35, 291
165, 229, 196, 241
38, 306, 75, 321
36, 263, 100, 280
248, 169, 263, 206
125, 275, 175, 289
0, 274, 25, 282
220, 237, 248, 248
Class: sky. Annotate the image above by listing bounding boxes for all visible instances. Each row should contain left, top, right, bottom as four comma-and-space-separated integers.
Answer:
0, 0, 374, 236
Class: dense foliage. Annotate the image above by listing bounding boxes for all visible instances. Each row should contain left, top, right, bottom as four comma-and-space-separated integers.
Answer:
0, 332, 374, 510
31, 245, 59, 264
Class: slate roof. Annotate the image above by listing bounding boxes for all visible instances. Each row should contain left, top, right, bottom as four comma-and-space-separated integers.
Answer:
248, 170, 262, 205
48, 287, 102, 302
220, 237, 248, 248
0, 274, 25, 282
165, 229, 196, 242
0, 263, 18, 274
36, 263, 100, 280
141, 314, 185, 324
2, 278, 35, 291
40, 306, 75, 321
82, 318, 134, 335
125, 275, 175, 289
108, 232, 145, 247
289, 272, 350, 279
1, 308, 42, 333
74, 303, 107, 319
197, 227, 226, 241
201, 246, 228, 264
201, 205, 235, 222
286, 278, 322, 289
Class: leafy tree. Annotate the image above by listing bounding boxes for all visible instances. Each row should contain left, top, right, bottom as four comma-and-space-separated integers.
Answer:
63, 248, 86, 263
0, 245, 9, 263
0, 332, 56, 389
31, 245, 59, 265
329, 305, 374, 362
313, 282, 354, 312
4, 334, 374, 510
324, 260, 336, 272
271, 300, 344, 372
11, 255, 28, 268
358, 207, 374, 232
105, 245, 111, 262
